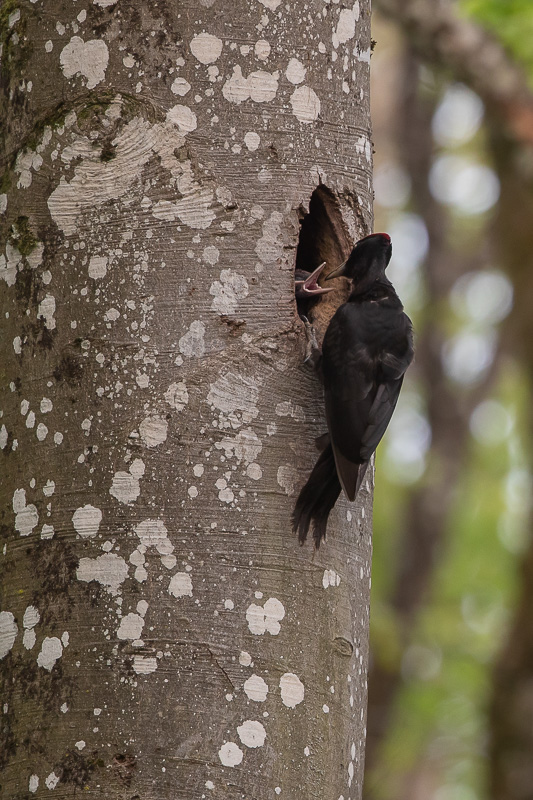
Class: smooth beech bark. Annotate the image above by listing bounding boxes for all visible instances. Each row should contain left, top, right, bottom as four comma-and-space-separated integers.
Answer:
1, 1, 374, 797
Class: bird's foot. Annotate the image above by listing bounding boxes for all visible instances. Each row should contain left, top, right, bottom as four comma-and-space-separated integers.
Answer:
301, 316, 321, 367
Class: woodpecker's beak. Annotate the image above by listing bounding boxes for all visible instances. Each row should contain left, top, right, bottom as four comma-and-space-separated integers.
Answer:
295, 262, 334, 295
324, 260, 347, 281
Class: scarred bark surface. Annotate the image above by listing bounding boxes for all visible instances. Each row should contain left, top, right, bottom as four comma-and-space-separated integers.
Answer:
1, 1, 374, 798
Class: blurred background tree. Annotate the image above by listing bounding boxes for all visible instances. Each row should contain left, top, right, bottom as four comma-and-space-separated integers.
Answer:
365, 1, 533, 799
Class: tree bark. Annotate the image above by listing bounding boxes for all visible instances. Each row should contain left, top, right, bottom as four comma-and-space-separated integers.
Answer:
1, 1, 374, 797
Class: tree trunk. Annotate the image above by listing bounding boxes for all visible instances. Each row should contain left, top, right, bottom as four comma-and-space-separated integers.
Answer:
1, 1, 374, 798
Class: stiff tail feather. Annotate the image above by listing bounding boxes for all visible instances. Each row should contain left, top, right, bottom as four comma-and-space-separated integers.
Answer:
292, 444, 341, 548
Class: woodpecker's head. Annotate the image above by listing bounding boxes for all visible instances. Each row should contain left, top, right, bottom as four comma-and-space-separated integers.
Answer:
325, 233, 392, 283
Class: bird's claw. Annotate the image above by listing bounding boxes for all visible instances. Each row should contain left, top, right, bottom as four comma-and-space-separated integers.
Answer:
302, 316, 321, 366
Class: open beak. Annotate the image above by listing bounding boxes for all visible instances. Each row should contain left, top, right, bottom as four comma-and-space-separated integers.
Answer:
324, 260, 347, 281
295, 262, 335, 295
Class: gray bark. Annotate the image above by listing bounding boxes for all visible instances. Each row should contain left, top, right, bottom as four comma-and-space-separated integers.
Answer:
1, 1, 374, 797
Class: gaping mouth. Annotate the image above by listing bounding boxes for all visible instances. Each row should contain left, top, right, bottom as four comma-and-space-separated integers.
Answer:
295, 262, 335, 295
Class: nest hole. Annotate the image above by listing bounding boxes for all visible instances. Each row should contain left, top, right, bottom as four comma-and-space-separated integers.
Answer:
295, 185, 352, 275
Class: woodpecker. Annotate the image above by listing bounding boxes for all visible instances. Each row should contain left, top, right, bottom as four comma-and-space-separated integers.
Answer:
295, 262, 334, 318
292, 233, 414, 547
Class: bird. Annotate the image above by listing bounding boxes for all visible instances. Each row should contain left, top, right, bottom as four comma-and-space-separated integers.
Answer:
292, 232, 414, 548
295, 262, 334, 318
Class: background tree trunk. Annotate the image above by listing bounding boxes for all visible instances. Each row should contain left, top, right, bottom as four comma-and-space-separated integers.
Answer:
1, 1, 375, 797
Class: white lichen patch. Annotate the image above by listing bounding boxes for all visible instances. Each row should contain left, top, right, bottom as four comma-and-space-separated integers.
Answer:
322, 569, 341, 588
275, 400, 304, 422
41, 524, 54, 540
165, 381, 189, 411
77, 553, 129, 595
355, 46, 371, 64
179, 320, 206, 358
13, 489, 39, 537
333, 4, 359, 48
215, 427, 262, 465
168, 572, 193, 598
209, 269, 249, 315
166, 104, 197, 134
244, 674, 268, 701
60, 36, 109, 89
29, 775, 39, 793
117, 612, 144, 640
109, 458, 145, 504
72, 504, 102, 538
0, 244, 21, 286
23, 605, 40, 629
254, 39, 271, 61
14, 149, 43, 189
131, 519, 175, 578
37, 294, 56, 330
0, 611, 18, 659
133, 655, 158, 674
22, 606, 39, 650
48, 116, 214, 236
134, 518, 173, 555
40, 398, 53, 414
45, 773, 60, 790
218, 741, 243, 767
244, 131, 260, 151
207, 372, 260, 428
202, 245, 219, 265
37, 636, 63, 671
134, 600, 148, 619
190, 32, 223, 64
290, 86, 321, 123
88, 255, 108, 279
139, 415, 168, 447
285, 58, 306, 85
246, 597, 285, 635
276, 465, 298, 496
9, 9, 21, 28
353, 134, 372, 166
151, 163, 215, 229
216, 478, 234, 504
222, 66, 279, 104
27, 242, 45, 270
255, 211, 284, 265
171, 77, 191, 96
23, 629, 37, 650
257, 0, 281, 9
279, 672, 305, 708
239, 650, 252, 666
246, 463, 262, 480
237, 720, 266, 748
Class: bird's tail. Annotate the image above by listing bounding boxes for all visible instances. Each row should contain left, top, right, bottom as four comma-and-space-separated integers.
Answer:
292, 444, 341, 548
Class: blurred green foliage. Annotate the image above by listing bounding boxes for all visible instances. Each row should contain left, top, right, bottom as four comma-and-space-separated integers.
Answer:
368, 1, 533, 792
461, 0, 533, 80
371, 363, 529, 798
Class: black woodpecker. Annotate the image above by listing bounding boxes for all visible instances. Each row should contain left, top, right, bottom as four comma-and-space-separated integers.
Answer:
292, 233, 414, 547
295, 262, 334, 318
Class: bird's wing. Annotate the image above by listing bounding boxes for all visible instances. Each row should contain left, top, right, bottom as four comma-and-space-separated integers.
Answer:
324, 340, 375, 501
359, 377, 403, 461
329, 445, 369, 502
323, 304, 413, 501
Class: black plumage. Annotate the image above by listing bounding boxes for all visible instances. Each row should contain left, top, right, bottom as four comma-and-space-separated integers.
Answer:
292, 233, 414, 547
